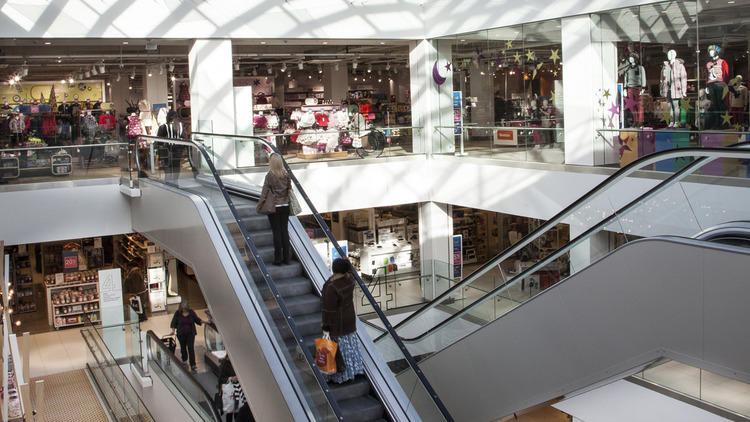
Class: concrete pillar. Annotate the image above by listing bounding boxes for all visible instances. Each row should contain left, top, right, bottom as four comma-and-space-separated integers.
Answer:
109, 74, 130, 117
562, 15, 599, 166
569, 224, 609, 275
418, 201, 453, 300
409, 39, 454, 155
188, 39, 236, 169
324, 64, 349, 104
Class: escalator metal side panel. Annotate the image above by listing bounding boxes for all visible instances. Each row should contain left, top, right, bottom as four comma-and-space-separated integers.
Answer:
405, 238, 750, 422
130, 179, 306, 421
288, 217, 422, 422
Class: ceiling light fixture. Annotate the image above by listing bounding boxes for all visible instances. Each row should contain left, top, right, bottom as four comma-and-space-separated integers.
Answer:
318, 65, 323, 74
280, 63, 287, 73
60, 79, 66, 84
99, 63, 106, 73
91, 65, 98, 76
44, 41, 52, 45
334, 62, 340, 72
130, 69, 136, 79
159, 64, 164, 75
168, 60, 175, 72
267, 64, 273, 75
298, 62, 304, 70
367, 64, 372, 73
252, 66, 258, 76
116, 73, 121, 82
352, 60, 358, 70
233, 60, 240, 71
85, 70, 91, 78
385, 62, 391, 71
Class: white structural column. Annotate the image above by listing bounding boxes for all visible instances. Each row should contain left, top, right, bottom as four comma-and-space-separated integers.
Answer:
568, 224, 609, 275
418, 201, 453, 300
324, 63, 349, 104
144, 68, 169, 110
188, 39, 236, 169
562, 15, 599, 166
409, 39, 454, 155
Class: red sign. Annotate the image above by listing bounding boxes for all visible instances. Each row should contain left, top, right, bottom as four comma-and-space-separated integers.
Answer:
63, 251, 78, 273
496, 130, 515, 140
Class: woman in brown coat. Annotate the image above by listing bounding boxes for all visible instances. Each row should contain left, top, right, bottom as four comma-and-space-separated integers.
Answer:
257, 153, 291, 265
321, 258, 364, 384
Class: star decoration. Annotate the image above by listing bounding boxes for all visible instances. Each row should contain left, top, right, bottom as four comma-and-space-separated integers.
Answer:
536, 62, 543, 70
514, 52, 521, 64
729, 76, 740, 86
722, 85, 729, 100
603, 89, 611, 99
733, 123, 742, 132
549, 49, 560, 64
525, 50, 536, 61
623, 93, 639, 112
444, 62, 452, 72
506, 40, 513, 49
660, 110, 671, 124
253, 79, 261, 86
679, 97, 692, 111
550, 90, 556, 103
600, 116, 607, 127
608, 103, 620, 117
607, 116, 615, 128
532, 69, 538, 79
553, 70, 558, 77
721, 111, 733, 126
501, 49, 506, 56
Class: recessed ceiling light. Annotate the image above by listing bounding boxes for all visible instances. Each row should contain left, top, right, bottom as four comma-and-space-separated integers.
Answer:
122, 41, 128, 45
322, 41, 328, 45
460, 39, 466, 42
379, 41, 385, 45
44, 41, 51, 45
260, 41, 266, 44
728, 1, 735, 3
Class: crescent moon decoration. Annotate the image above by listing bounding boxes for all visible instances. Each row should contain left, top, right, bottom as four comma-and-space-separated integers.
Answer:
432, 60, 447, 86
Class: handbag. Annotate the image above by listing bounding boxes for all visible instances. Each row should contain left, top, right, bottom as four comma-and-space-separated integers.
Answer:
255, 180, 276, 215
221, 382, 237, 414
314, 334, 338, 375
289, 189, 302, 215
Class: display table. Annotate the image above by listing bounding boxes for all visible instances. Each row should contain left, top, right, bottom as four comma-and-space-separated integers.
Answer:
45, 273, 101, 329
0, 150, 72, 179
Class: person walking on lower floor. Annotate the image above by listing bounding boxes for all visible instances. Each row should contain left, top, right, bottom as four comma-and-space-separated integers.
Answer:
257, 153, 291, 265
321, 258, 365, 384
170, 300, 203, 372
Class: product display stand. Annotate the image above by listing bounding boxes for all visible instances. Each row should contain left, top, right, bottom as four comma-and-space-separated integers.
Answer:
45, 271, 101, 329
10, 252, 35, 314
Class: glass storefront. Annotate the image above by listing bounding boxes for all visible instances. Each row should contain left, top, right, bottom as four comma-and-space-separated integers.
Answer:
433, 18, 564, 163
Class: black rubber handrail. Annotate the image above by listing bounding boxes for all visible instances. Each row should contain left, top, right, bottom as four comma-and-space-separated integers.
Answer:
188, 132, 455, 421
136, 136, 347, 421
145, 330, 221, 422
370, 142, 750, 342
384, 145, 750, 343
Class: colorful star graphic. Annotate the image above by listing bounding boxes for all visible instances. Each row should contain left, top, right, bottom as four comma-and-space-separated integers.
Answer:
721, 111, 733, 126
623, 94, 639, 112
607, 116, 615, 128
444, 62, 452, 71
660, 110, 671, 125
501, 49, 506, 56
733, 123, 742, 132
525, 50, 536, 61
536, 62, 543, 70
550, 90, 556, 103
722, 85, 729, 100
549, 49, 560, 64
603, 89, 611, 99
506, 40, 513, 49
608, 103, 620, 117
553, 70, 558, 77
532, 69, 538, 79
514, 52, 522, 64
679, 97, 693, 111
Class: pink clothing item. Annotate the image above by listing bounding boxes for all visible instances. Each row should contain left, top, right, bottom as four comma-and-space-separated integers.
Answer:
127, 115, 142, 137
253, 115, 268, 129
660, 59, 687, 99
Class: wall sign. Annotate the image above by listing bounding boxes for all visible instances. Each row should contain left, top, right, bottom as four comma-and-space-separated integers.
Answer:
98, 268, 123, 310
62, 250, 78, 273
494, 129, 518, 145
453, 91, 463, 135
453, 234, 463, 280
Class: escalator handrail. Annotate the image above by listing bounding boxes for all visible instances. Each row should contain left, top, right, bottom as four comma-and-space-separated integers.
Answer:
145, 330, 222, 422
371, 142, 750, 341
189, 132, 456, 422
389, 145, 750, 343
137, 136, 347, 421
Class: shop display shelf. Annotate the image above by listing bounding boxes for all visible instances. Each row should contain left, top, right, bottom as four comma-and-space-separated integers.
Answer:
53, 298, 100, 307
46, 280, 99, 289
55, 309, 100, 317
14, 308, 37, 314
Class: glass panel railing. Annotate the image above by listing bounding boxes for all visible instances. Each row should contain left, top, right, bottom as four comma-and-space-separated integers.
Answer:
375, 145, 750, 362
434, 125, 564, 163
137, 135, 342, 421
81, 326, 154, 421
634, 359, 750, 418
0, 143, 128, 185
138, 133, 454, 421
145, 330, 220, 421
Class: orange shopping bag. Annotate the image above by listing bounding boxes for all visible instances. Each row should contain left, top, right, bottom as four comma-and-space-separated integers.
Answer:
315, 335, 338, 375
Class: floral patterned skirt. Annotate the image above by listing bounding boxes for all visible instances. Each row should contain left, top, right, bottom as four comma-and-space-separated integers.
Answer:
325, 332, 365, 384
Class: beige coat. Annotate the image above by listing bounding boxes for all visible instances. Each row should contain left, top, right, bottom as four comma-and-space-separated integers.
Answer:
256, 171, 290, 214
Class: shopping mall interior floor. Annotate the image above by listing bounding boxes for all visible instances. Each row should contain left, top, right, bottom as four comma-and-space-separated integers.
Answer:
30, 369, 109, 422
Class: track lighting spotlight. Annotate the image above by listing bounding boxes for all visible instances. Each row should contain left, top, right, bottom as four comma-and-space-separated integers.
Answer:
168, 61, 175, 72
298, 62, 304, 70
386, 62, 391, 71
367, 64, 372, 73
334, 62, 340, 72
280, 63, 287, 73
318, 65, 323, 74
99, 63, 106, 73
91, 65, 98, 76
267, 64, 272, 75
352, 61, 358, 70
234, 60, 240, 71
116, 73, 121, 82
85, 70, 91, 78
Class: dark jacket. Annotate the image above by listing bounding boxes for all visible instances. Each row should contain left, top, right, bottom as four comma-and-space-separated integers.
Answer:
170, 309, 203, 336
321, 273, 356, 337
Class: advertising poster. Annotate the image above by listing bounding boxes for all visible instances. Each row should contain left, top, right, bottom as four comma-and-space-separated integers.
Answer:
453, 234, 463, 280
453, 91, 463, 135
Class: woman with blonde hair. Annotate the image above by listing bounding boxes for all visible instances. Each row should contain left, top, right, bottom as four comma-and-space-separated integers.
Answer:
256, 153, 291, 265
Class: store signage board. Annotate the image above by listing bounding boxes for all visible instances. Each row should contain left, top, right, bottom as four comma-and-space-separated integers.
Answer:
62, 250, 78, 273
494, 129, 518, 146
453, 91, 463, 135
453, 235, 463, 280
332, 241, 348, 263
147, 252, 164, 268
98, 268, 125, 358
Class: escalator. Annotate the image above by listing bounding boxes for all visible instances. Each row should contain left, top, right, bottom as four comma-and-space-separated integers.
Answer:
130, 135, 453, 421
356, 145, 750, 420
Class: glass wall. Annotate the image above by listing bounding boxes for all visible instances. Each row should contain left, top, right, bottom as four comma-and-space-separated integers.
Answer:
592, 0, 750, 167
434, 18, 564, 163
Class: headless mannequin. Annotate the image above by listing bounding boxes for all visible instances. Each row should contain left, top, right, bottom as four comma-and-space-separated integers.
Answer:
730, 75, 748, 127
663, 49, 687, 127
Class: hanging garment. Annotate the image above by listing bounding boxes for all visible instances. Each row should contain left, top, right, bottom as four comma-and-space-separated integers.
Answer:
98, 113, 116, 131
83, 114, 98, 135
706, 58, 729, 85
127, 115, 142, 137
41, 114, 57, 138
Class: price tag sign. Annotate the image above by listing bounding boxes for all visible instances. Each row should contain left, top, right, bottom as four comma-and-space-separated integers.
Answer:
62, 250, 78, 273
55, 273, 64, 285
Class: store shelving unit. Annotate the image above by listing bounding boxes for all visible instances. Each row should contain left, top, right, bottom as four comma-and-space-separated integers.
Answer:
10, 253, 35, 314
45, 275, 101, 329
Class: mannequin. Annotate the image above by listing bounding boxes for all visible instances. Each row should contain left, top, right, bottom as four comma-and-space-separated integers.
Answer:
9, 113, 25, 146
729, 75, 748, 127
156, 110, 184, 184
70, 100, 81, 142
1, 101, 10, 111
82, 109, 98, 141
660, 49, 687, 128
705, 45, 729, 129
98, 109, 116, 131
93, 98, 102, 110
539, 98, 554, 146
619, 53, 647, 125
